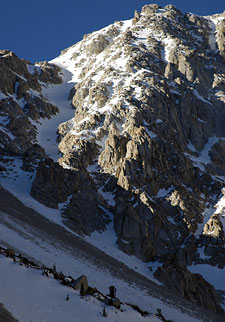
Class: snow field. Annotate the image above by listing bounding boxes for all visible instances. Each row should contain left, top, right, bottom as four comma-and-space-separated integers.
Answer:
0, 254, 164, 322
0, 210, 202, 322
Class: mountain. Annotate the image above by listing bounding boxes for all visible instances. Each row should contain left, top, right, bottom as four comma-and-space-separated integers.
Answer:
0, 3, 225, 321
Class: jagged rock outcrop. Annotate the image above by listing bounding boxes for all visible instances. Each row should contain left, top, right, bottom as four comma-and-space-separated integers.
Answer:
0, 50, 61, 97
31, 158, 109, 234
154, 259, 223, 315
0, 50, 61, 173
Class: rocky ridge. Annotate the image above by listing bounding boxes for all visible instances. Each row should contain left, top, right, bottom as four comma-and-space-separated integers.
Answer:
1, 3, 225, 316
0, 50, 60, 167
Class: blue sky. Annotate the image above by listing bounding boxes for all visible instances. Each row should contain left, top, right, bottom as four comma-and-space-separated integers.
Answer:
1, 0, 224, 63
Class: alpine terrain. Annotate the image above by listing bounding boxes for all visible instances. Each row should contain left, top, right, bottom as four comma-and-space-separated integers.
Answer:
0, 3, 225, 321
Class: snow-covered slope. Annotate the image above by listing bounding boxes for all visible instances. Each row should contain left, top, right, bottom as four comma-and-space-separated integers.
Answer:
0, 207, 207, 322
0, 255, 164, 322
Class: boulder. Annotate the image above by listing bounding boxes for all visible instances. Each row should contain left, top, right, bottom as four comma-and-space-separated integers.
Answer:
109, 298, 121, 309
72, 275, 88, 294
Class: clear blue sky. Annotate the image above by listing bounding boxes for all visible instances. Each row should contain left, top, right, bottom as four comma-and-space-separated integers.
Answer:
1, 0, 224, 63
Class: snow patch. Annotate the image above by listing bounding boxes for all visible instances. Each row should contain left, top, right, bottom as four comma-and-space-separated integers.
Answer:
156, 187, 174, 198
185, 136, 220, 172
143, 122, 157, 139
162, 37, 176, 62
35, 75, 75, 161
193, 89, 212, 105
187, 142, 197, 152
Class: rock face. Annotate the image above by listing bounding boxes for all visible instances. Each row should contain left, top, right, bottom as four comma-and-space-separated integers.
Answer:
31, 158, 109, 234
0, 50, 60, 169
154, 259, 223, 315
51, 4, 225, 261
0, 303, 19, 322
1, 4, 225, 316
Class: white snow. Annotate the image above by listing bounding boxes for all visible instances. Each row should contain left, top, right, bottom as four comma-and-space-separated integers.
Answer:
187, 142, 197, 152
0, 90, 8, 100
0, 158, 67, 228
34, 70, 75, 161
213, 191, 225, 230
14, 81, 19, 94
136, 28, 151, 43
207, 19, 217, 51
143, 122, 157, 139
50, 46, 84, 83
195, 188, 225, 236
162, 37, 176, 62
206, 15, 225, 51
98, 186, 115, 207
197, 117, 207, 124
10, 70, 27, 82
120, 19, 133, 32
195, 203, 214, 236
189, 263, 225, 293
157, 9, 166, 14
0, 115, 9, 126
193, 89, 212, 105
134, 22, 177, 64
214, 191, 225, 215
167, 216, 176, 225
156, 187, 174, 198
0, 254, 164, 322
145, 127, 157, 139
0, 125, 16, 140
170, 88, 181, 95
185, 136, 221, 172
86, 220, 162, 284
0, 212, 203, 322
196, 246, 211, 260
156, 119, 163, 124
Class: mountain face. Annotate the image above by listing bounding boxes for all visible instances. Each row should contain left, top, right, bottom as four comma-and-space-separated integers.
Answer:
1, 3, 225, 318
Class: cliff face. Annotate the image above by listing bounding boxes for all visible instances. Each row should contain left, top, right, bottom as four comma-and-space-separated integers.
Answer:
1, 4, 225, 315
0, 50, 60, 159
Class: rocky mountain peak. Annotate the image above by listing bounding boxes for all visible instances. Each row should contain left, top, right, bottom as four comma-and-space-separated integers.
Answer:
1, 4, 225, 317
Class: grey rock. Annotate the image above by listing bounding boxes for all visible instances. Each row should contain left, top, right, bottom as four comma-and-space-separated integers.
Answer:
110, 298, 121, 309
85, 34, 110, 55
72, 275, 88, 293
154, 259, 224, 316
31, 159, 109, 235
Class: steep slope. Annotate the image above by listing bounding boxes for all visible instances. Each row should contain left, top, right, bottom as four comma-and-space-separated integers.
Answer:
1, 3, 225, 319
0, 252, 165, 322
0, 187, 221, 322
